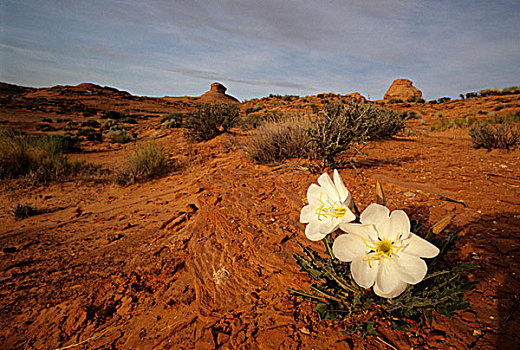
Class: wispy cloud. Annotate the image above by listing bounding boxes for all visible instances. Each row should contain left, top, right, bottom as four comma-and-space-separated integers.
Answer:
1, 0, 519, 99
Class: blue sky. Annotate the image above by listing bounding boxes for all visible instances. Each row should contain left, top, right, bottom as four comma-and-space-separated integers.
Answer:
1, 0, 519, 101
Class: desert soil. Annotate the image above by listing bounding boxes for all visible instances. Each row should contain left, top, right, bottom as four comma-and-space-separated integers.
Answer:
1, 88, 519, 349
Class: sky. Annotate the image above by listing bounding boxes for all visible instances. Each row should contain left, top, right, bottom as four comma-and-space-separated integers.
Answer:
1, 0, 519, 101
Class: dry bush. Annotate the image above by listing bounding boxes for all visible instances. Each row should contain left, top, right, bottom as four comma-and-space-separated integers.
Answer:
247, 101, 404, 167
247, 113, 312, 164
469, 123, 519, 150
308, 102, 404, 168
184, 103, 239, 141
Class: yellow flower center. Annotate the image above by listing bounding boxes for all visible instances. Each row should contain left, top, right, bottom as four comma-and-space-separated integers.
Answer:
315, 193, 347, 220
361, 232, 404, 267
376, 239, 393, 257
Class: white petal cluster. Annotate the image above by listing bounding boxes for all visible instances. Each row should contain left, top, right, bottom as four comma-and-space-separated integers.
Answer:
300, 170, 356, 241
333, 203, 440, 298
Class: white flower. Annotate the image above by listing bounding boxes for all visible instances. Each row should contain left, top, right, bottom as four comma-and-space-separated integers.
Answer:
332, 203, 440, 298
300, 169, 356, 241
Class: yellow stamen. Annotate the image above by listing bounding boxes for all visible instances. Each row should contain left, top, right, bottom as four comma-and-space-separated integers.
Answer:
314, 192, 348, 221
361, 232, 403, 264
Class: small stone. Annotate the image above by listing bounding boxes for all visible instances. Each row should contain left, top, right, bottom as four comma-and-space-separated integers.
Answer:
299, 327, 310, 335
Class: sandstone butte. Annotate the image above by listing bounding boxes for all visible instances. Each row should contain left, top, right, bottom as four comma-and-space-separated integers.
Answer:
384, 78, 423, 100
197, 82, 240, 104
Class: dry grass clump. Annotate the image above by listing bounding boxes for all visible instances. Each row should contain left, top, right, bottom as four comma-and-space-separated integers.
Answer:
10, 203, 38, 219
0, 128, 89, 183
247, 113, 312, 164
115, 141, 169, 184
469, 123, 519, 150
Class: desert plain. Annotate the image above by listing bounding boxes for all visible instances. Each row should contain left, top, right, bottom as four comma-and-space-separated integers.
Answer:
0, 80, 519, 349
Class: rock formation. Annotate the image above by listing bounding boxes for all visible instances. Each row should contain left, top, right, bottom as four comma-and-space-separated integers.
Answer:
197, 82, 240, 104
384, 79, 422, 101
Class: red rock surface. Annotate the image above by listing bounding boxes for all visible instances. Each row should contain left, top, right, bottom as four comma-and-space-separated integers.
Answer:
0, 83, 519, 349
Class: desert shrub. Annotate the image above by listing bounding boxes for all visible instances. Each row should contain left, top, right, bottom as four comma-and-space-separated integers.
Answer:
469, 123, 519, 150
387, 98, 403, 104
0, 128, 87, 182
42, 118, 53, 123
108, 127, 132, 143
161, 113, 185, 129
102, 111, 127, 119
402, 111, 420, 120
248, 113, 312, 163
81, 120, 101, 128
240, 111, 284, 130
35, 134, 79, 154
184, 103, 239, 141
35, 123, 57, 132
240, 113, 269, 130
245, 104, 263, 114
437, 97, 451, 104
121, 116, 137, 124
248, 102, 405, 167
307, 102, 402, 168
364, 106, 405, 139
77, 127, 102, 141
10, 203, 38, 219
406, 96, 424, 103
115, 141, 168, 184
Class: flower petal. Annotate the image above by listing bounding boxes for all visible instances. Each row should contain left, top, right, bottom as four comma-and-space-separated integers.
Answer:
300, 203, 319, 223
395, 254, 428, 284
333, 169, 351, 204
339, 208, 356, 225
360, 203, 390, 239
317, 172, 340, 202
332, 234, 366, 262
338, 223, 379, 242
389, 210, 411, 240
306, 184, 322, 203
374, 259, 400, 295
351, 255, 377, 289
305, 221, 327, 241
402, 233, 440, 258
373, 279, 408, 298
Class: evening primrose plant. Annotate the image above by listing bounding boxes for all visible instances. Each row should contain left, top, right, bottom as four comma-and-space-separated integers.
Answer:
292, 170, 476, 336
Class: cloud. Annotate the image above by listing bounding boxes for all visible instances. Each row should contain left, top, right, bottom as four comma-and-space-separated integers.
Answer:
2, 0, 519, 100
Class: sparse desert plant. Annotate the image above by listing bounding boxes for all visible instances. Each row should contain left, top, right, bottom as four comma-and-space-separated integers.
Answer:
81, 119, 101, 128
387, 98, 403, 104
247, 113, 312, 163
437, 97, 451, 104
35, 123, 57, 132
10, 203, 38, 219
77, 127, 102, 141
469, 122, 519, 150
115, 141, 169, 184
184, 103, 239, 141
161, 112, 185, 129
245, 104, 263, 114
108, 125, 132, 143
